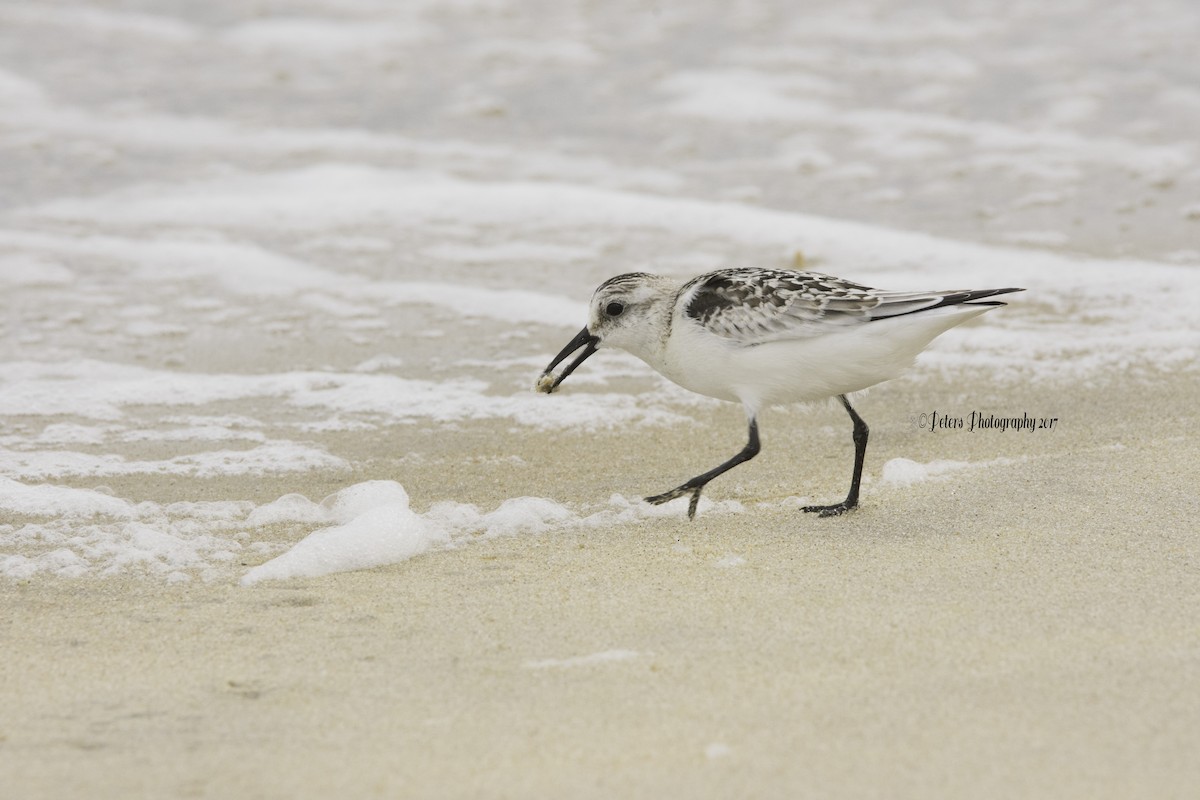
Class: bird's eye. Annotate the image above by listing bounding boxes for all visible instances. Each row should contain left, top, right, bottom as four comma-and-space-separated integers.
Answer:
605, 301, 625, 317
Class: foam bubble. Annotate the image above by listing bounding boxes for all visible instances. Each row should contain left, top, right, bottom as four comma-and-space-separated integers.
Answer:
0, 476, 133, 517
243, 493, 329, 527
523, 650, 641, 669
879, 458, 971, 486
241, 484, 437, 586
239, 486, 746, 585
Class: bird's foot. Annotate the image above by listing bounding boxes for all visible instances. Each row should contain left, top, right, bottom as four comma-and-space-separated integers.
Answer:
645, 485, 704, 520
801, 501, 857, 518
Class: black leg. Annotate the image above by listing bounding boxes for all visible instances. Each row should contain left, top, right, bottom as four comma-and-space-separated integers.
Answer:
803, 395, 868, 517
646, 418, 761, 520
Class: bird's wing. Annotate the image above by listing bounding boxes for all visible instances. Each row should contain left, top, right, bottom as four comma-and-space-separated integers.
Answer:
680, 268, 1021, 345
680, 269, 879, 344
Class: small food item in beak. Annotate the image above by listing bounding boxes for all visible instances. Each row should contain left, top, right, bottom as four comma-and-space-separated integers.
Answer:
535, 327, 599, 394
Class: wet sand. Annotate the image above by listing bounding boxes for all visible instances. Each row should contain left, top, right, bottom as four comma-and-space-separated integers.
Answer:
4, 370, 1198, 799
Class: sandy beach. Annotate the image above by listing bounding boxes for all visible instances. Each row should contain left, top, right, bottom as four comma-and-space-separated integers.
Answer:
3, 1, 1200, 797
4, 371, 1198, 798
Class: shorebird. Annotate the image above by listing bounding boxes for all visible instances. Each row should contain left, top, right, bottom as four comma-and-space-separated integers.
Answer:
537, 268, 1022, 519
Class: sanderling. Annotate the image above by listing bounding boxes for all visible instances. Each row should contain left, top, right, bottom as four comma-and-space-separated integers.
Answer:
537, 268, 1023, 519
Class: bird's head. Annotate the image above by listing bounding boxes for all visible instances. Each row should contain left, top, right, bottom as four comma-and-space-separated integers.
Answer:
536, 273, 673, 393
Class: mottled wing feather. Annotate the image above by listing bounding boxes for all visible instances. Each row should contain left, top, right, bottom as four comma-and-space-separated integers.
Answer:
681, 268, 1021, 345
681, 269, 881, 344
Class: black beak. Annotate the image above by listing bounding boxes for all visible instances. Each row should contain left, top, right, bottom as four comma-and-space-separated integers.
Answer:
537, 327, 599, 393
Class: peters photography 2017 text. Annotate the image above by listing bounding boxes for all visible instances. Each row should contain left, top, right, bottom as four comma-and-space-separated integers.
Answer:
909, 411, 1059, 433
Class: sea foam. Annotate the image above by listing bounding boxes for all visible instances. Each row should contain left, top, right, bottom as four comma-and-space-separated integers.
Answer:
240, 482, 728, 585
0, 474, 741, 583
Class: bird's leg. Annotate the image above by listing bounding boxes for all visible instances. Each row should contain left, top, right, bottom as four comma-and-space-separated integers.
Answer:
803, 395, 868, 517
646, 419, 760, 520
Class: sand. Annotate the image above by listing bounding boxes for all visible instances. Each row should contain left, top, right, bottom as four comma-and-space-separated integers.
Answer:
4, 371, 1198, 799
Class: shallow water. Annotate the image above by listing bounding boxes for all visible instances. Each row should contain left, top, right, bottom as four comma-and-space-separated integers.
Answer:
2, 0, 1198, 582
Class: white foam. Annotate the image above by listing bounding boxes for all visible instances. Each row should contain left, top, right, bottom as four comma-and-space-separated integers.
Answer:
0, 441, 347, 481
0, 230, 586, 327
879, 458, 972, 487
241, 482, 436, 585
660, 68, 1193, 177
243, 493, 329, 527
0, 473, 748, 583
523, 650, 641, 670
469, 38, 598, 66
18, 423, 110, 446
222, 17, 433, 54
15, 165, 1198, 376
0, 360, 692, 446
422, 241, 596, 264
0, 476, 132, 517
0, 481, 253, 581
0, 96, 678, 194
705, 743, 733, 760
0, 253, 72, 286
781, 12, 989, 44
240, 483, 744, 585
0, 68, 47, 105
120, 426, 267, 444
0, 5, 199, 42
1002, 230, 1070, 248
660, 69, 832, 124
